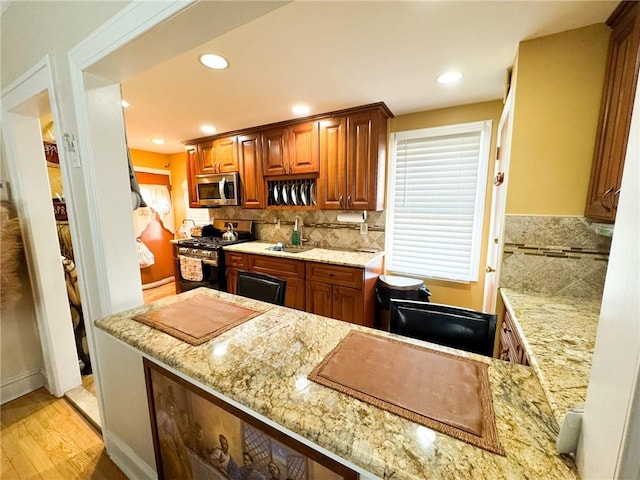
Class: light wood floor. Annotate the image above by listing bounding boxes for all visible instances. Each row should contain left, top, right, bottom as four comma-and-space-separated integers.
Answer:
142, 281, 176, 304
1, 388, 127, 479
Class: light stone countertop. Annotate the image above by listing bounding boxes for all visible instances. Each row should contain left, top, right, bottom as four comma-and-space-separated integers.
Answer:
500, 288, 601, 427
96, 287, 578, 480
223, 241, 384, 268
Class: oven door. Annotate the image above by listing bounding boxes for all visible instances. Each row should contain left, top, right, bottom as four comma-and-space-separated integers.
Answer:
178, 257, 226, 292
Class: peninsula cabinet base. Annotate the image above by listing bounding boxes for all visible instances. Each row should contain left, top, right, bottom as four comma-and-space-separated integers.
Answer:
143, 359, 358, 480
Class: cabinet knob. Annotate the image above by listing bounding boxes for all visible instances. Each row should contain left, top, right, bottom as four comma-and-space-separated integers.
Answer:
486, 265, 495, 273
289, 166, 294, 174
326, 287, 331, 298
347, 195, 352, 206
339, 195, 344, 206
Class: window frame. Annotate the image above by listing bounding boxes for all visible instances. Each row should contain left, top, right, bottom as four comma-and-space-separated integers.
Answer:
385, 120, 492, 283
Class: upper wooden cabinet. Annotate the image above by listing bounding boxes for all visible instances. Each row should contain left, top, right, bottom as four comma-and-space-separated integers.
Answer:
198, 136, 239, 174
586, 1, 640, 222
184, 102, 393, 209
319, 105, 391, 211
238, 133, 265, 209
185, 148, 199, 208
262, 121, 319, 176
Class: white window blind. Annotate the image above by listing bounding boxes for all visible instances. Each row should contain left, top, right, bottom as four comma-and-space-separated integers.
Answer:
386, 121, 491, 282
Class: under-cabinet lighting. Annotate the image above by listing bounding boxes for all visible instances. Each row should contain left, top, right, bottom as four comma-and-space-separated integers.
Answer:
199, 53, 229, 70
201, 125, 217, 134
151, 138, 166, 145
436, 71, 463, 84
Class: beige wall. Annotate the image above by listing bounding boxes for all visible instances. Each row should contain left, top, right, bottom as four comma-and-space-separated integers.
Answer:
389, 100, 504, 310
507, 23, 610, 215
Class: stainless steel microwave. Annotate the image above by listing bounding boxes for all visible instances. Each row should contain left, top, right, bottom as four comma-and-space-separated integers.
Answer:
195, 172, 240, 207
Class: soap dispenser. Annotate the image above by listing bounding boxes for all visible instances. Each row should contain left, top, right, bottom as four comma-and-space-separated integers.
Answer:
291, 218, 300, 246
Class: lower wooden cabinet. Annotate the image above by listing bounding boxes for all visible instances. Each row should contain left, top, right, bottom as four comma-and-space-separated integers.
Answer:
306, 281, 365, 325
499, 309, 530, 366
225, 252, 306, 310
225, 251, 383, 327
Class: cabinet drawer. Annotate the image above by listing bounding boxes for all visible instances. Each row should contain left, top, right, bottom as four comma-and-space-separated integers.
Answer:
225, 252, 248, 269
306, 262, 363, 289
248, 255, 305, 278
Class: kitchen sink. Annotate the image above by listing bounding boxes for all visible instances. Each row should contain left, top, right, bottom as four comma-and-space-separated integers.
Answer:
266, 244, 316, 254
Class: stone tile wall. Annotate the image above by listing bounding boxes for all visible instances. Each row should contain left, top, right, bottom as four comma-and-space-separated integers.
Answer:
499, 215, 611, 299
207, 207, 386, 252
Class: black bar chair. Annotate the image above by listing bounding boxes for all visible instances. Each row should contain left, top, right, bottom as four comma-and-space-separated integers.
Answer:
236, 270, 287, 306
389, 299, 497, 357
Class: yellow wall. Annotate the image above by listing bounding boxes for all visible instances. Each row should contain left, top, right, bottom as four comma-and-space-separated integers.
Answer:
389, 100, 504, 310
169, 151, 188, 229
129, 148, 188, 231
507, 23, 610, 214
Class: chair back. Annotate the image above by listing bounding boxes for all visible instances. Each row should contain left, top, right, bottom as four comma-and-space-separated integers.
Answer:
236, 270, 287, 306
389, 300, 497, 357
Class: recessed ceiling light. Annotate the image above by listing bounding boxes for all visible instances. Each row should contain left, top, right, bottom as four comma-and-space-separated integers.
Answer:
121, 100, 130, 108
436, 71, 463, 84
151, 138, 166, 145
199, 53, 229, 70
201, 125, 217, 134
292, 104, 310, 116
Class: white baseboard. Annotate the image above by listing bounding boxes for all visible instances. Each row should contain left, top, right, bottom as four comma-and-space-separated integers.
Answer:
105, 430, 157, 480
0, 368, 45, 405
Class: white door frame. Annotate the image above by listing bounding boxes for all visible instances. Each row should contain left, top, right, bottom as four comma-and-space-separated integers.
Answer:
482, 89, 514, 313
1, 56, 81, 397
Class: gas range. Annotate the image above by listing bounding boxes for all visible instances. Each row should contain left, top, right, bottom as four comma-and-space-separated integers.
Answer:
175, 219, 253, 292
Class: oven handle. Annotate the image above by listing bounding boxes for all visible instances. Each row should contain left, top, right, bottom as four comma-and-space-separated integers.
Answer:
180, 255, 218, 266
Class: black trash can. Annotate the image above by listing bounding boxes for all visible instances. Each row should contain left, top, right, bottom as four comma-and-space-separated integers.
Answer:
375, 275, 431, 331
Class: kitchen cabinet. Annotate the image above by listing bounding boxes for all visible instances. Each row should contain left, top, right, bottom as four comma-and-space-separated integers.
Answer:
185, 148, 199, 208
184, 103, 393, 210
305, 261, 379, 328
585, 1, 640, 222
498, 308, 530, 366
225, 252, 306, 310
238, 133, 265, 208
318, 105, 391, 211
225, 250, 383, 326
262, 121, 319, 176
198, 135, 239, 174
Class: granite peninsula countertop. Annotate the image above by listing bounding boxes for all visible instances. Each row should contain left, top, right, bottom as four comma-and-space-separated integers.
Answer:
96, 288, 578, 480
223, 241, 384, 268
500, 288, 601, 427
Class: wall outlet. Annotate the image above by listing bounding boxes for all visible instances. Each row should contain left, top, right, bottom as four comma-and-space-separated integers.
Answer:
360, 222, 368, 234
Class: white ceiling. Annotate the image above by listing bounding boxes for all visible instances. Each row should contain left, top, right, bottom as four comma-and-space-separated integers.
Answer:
120, 1, 618, 155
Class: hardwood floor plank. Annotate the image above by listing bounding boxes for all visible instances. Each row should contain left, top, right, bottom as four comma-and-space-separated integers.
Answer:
1, 389, 126, 480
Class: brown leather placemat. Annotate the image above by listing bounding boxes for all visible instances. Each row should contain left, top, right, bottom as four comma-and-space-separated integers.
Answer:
133, 294, 263, 346
308, 331, 504, 455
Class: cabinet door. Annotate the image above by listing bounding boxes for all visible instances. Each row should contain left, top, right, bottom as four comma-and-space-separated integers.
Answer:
185, 148, 200, 208
332, 286, 364, 326
214, 136, 239, 173
306, 280, 333, 317
347, 110, 380, 210
318, 117, 347, 209
262, 127, 289, 176
197, 141, 216, 173
283, 276, 306, 310
238, 133, 265, 208
586, 2, 640, 221
226, 268, 239, 294
288, 121, 319, 174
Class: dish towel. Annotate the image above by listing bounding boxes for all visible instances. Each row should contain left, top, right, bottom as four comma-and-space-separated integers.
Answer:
179, 255, 203, 282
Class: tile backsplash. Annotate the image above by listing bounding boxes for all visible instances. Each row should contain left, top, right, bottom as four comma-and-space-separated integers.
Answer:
499, 215, 611, 299
208, 207, 386, 252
